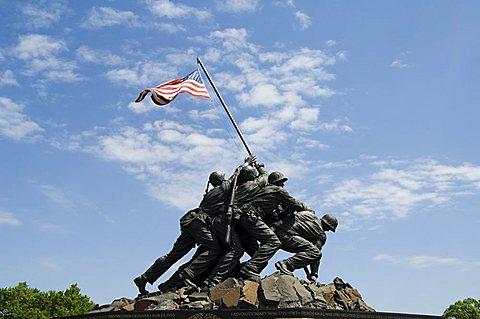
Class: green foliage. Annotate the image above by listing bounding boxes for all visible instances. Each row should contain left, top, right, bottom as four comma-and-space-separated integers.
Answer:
444, 298, 480, 319
0, 282, 95, 319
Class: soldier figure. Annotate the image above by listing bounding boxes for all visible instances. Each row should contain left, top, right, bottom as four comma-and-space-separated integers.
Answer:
273, 211, 338, 280
233, 170, 313, 281
134, 162, 337, 295
229, 163, 275, 281
134, 157, 254, 296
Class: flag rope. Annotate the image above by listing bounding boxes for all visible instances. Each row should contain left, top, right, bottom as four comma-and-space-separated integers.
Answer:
197, 57, 253, 157
196, 65, 244, 155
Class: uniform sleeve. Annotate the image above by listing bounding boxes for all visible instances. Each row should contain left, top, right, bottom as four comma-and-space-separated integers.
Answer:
254, 165, 268, 188
221, 179, 233, 192
308, 239, 324, 277
278, 188, 310, 212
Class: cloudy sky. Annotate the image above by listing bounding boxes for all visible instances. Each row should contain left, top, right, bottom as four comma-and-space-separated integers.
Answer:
1, 0, 479, 315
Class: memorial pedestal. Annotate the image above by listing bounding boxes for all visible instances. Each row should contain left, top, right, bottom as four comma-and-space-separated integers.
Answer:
58, 308, 443, 319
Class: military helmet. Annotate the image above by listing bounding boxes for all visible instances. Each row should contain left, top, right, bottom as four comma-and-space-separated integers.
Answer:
238, 165, 257, 182
321, 214, 338, 232
209, 171, 225, 187
268, 171, 288, 185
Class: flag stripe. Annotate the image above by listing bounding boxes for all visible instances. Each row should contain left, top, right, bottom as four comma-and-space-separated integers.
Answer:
152, 80, 209, 95
156, 79, 208, 91
135, 69, 210, 107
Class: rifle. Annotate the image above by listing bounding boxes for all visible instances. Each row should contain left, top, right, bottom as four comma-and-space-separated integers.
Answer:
224, 167, 241, 245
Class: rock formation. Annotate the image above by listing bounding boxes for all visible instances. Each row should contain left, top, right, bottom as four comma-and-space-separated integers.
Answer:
89, 274, 374, 314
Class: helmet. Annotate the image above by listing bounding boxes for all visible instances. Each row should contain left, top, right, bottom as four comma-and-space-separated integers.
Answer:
238, 165, 257, 182
321, 214, 338, 232
268, 171, 288, 185
209, 171, 225, 187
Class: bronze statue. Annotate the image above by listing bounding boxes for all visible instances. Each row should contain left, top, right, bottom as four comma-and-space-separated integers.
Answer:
133, 156, 255, 296
273, 211, 337, 280
134, 163, 338, 295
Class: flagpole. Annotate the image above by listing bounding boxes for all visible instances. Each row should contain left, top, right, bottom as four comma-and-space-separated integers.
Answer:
197, 57, 253, 157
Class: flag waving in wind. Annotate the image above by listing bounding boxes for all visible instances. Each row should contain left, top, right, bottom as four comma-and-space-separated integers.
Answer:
135, 69, 211, 106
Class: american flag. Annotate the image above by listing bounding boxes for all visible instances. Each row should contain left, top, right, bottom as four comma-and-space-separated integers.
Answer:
135, 69, 211, 106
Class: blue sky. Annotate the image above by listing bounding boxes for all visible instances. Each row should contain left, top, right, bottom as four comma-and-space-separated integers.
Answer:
1, 0, 479, 315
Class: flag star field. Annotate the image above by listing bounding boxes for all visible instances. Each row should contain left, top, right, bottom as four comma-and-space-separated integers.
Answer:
1, 1, 479, 315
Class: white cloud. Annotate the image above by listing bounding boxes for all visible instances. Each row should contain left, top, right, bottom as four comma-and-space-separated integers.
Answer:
12, 34, 82, 82
274, 0, 295, 8
105, 69, 139, 87
70, 120, 243, 210
105, 62, 179, 88
148, 0, 212, 21
44, 68, 82, 82
72, 28, 344, 211
165, 50, 198, 67
157, 22, 187, 33
241, 116, 288, 152
81, 7, 139, 28
239, 105, 324, 152
295, 10, 312, 29
14, 34, 65, 60
0, 70, 19, 87
390, 51, 412, 68
0, 210, 22, 226
372, 254, 399, 263
373, 254, 477, 269
93, 122, 228, 166
271, 48, 336, 74
296, 137, 329, 150
37, 183, 115, 224
238, 83, 287, 107
320, 158, 480, 230
217, 0, 258, 13
76, 46, 124, 66
185, 28, 341, 161
38, 258, 61, 271
234, 47, 336, 107
319, 119, 353, 133
188, 108, 222, 121
336, 51, 347, 61
194, 29, 338, 108
0, 97, 43, 141
407, 256, 462, 268
128, 100, 159, 114
20, 2, 65, 28
390, 60, 409, 68
209, 28, 252, 51
39, 185, 75, 209
289, 107, 319, 130
192, 29, 339, 109
325, 40, 337, 47
39, 223, 69, 234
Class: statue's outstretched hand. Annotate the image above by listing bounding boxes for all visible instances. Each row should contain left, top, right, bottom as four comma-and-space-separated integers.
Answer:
245, 154, 256, 165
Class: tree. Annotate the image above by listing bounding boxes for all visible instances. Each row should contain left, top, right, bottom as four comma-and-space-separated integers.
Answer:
0, 282, 95, 319
444, 298, 480, 319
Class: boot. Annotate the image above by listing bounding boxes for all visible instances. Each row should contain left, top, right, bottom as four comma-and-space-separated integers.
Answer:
133, 275, 149, 296
175, 273, 198, 294
158, 282, 172, 294
199, 279, 215, 292
239, 268, 261, 283
275, 260, 293, 276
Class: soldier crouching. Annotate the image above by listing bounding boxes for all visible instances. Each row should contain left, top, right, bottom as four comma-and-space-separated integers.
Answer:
273, 211, 338, 280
